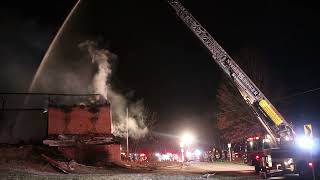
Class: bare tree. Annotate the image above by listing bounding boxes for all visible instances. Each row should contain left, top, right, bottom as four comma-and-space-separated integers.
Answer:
216, 48, 268, 143
130, 107, 157, 154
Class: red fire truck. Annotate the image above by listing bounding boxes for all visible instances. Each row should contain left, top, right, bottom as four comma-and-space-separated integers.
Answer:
168, 0, 319, 178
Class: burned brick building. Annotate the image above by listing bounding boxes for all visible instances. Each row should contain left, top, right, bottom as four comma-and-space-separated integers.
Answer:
43, 95, 120, 165
0, 93, 120, 165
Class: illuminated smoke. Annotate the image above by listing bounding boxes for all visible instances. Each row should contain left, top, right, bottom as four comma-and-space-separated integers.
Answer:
79, 41, 111, 99
79, 40, 148, 139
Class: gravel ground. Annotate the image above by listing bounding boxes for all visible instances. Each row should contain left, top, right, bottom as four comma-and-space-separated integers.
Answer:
0, 161, 260, 180
0, 145, 260, 179
0, 169, 260, 180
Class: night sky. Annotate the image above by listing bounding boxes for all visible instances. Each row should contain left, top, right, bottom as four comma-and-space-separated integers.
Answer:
1, 0, 320, 141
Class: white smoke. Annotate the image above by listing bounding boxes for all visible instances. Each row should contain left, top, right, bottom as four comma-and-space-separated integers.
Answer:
79, 41, 111, 99
79, 40, 148, 139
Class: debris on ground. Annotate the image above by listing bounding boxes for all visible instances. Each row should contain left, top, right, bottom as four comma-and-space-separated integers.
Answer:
0, 144, 124, 174
0, 144, 258, 179
201, 171, 216, 178
43, 134, 115, 147
41, 154, 74, 174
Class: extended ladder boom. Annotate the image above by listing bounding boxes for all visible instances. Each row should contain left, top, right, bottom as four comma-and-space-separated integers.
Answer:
168, 0, 295, 146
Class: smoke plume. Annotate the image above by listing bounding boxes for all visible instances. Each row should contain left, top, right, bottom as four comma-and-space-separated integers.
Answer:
79, 40, 148, 139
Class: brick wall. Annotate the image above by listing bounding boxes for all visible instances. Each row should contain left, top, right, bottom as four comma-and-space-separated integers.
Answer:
58, 144, 121, 165
47, 104, 111, 135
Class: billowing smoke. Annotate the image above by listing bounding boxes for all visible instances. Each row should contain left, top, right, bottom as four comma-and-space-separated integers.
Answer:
79, 41, 112, 99
79, 40, 148, 139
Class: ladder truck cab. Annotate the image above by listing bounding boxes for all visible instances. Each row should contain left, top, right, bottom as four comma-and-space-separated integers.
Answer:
245, 135, 319, 177
244, 136, 265, 170
167, 0, 319, 178
244, 135, 292, 173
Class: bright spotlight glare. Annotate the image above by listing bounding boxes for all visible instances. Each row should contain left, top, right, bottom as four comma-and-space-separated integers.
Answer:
285, 136, 290, 141
179, 142, 185, 148
186, 151, 192, 158
296, 136, 314, 150
162, 154, 170, 160
181, 133, 194, 145
194, 149, 201, 156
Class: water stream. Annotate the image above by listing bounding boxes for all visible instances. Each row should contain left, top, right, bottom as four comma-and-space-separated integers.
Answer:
29, 0, 81, 93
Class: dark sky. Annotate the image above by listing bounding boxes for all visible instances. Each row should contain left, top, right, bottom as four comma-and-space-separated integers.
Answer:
1, 0, 320, 140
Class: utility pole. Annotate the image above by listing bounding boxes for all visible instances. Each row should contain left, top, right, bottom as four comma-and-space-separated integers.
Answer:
126, 107, 129, 159
228, 143, 232, 162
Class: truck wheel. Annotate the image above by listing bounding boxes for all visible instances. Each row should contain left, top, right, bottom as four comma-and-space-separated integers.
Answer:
260, 171, 267, 179
255, 164, 261, 173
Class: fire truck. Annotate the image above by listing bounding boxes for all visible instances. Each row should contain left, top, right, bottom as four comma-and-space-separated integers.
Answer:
167, 0, 318, 178
244, 136, 270, 172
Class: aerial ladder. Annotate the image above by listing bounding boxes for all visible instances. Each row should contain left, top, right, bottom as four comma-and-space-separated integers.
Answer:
167, 0, 310, 177
167, 0, 295, 147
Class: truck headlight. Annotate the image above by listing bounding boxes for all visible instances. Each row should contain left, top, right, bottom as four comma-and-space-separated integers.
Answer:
296, 136, 314, 150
